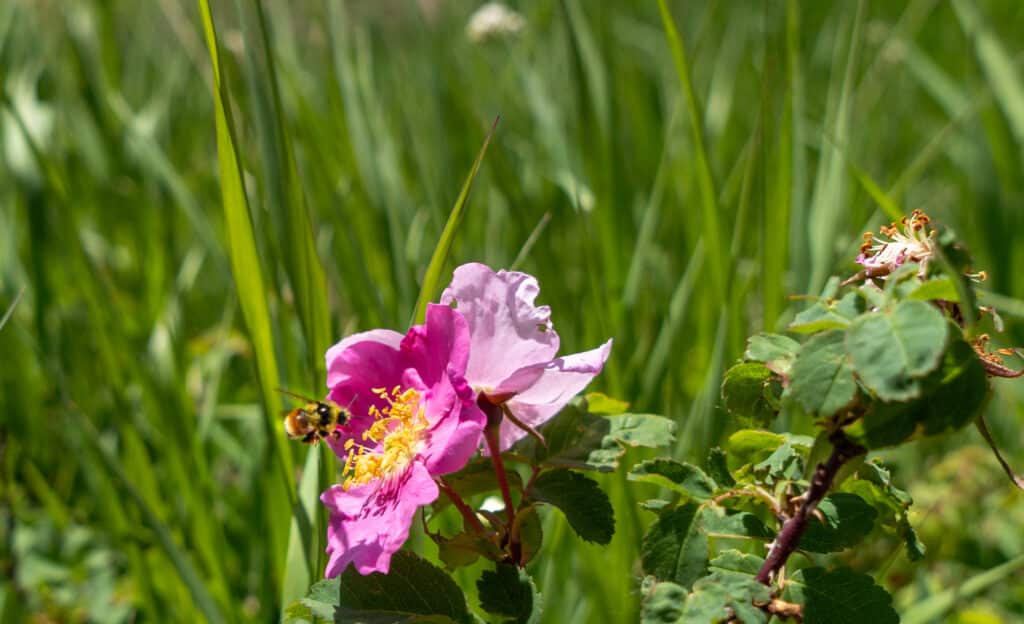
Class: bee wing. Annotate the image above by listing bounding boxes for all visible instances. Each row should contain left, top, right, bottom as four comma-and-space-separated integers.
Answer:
276, 387, 319, 403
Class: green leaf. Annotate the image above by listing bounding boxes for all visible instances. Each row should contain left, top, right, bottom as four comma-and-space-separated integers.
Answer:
788, 302, 850, 333
583, 392, 630, 415
641, 503, 708, 588
338, 551, 472, 624
843, 461, 924, 561
515, 505, 543, 566
641, 582, 687, 624
720, 363, 783, 427
752, 442, 805, 482
846, 299, 948, 401
679, 572, 770, 624
907, 276, 960, 302
708, 551, 764, 576
934, 226, 979, 327
784, 329, 857, 416
743, 332, 800, 375
643, 565, 771, 624
700, 508, 773, 542
847, 337, 988, 448
726, 430, 784, 467
704, 448, 735, 489
641, 499, 674, 512
411, 118, 497, 325
785, 567, 897, 624
511, 404, 674, 472
628, 459, 717, 501
283, 577, 338, 623
333, 611, 459, 624
477, 564, 542, 624
799, 493, 877, 553
788, 292, 863, 334
528, 470, 614, 544
435, 531, 503, 571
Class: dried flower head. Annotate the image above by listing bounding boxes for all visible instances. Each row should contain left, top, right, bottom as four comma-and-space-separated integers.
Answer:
856, 209, 936, 280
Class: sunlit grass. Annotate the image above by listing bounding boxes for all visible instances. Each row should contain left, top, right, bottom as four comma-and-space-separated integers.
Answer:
2, 1, 1024, 621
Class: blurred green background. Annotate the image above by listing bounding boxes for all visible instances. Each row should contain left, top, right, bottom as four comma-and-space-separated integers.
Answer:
3, 1, 1024, 622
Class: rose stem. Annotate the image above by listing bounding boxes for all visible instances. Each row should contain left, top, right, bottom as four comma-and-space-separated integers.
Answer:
755, 431, 866, 585
478, 397, 519, 528
437, 478, 486, 534
483, 424, 518, 528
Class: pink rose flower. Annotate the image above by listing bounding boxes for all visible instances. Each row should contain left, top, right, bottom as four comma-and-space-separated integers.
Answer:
320, 304, 485, 576
440, 263, 613, 451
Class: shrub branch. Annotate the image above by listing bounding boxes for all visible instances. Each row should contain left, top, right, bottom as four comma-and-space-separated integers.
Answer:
755, 431, 866, 585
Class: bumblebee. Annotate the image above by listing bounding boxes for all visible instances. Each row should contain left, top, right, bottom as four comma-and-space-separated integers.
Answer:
278, 388, 351, 445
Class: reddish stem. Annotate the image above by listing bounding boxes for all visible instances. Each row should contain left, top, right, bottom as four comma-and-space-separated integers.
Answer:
437, 478, 486, 535
483, 425, 518, 528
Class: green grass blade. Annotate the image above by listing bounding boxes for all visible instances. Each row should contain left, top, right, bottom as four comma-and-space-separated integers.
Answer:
641, 242, 705, 403
197, 0, 296, 585
848, 157, 903, 222
80, 418, 227, 624
953, 0, 1024, 146
902, 554, 1024, 624
281, 445, 323, 608
251, 0, 332, 383
656, 0, 724, 295
807, 0, 864, 292
248, 1, 337, 593
0, 286, 24, 332
764, 53, 792, 329
410, 117, 498, 325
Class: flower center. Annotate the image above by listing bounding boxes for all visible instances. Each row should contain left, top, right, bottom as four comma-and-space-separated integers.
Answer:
342, 386, 429, 490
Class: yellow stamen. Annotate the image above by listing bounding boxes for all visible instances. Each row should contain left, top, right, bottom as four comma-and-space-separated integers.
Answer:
342, 386, 429, 490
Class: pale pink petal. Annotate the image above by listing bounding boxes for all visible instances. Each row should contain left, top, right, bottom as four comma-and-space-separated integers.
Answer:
440, 263, 560, 392
322, 462, 439, 577
498, 339, 613, 450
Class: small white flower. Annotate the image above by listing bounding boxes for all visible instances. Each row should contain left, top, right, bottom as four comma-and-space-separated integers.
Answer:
467, 3, 525, 43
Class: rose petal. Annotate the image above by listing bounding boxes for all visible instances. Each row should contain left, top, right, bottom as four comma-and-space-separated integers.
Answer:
440, 263, 560, 392
421, 396, 486, 475
400, 304, 471, 388
498, 339, 613, 450
322, 462, 439, 577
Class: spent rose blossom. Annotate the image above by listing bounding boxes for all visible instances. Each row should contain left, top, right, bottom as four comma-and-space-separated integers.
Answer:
320, 304, 485, 576
440, 263, 612, 450
855, 209, 936, 280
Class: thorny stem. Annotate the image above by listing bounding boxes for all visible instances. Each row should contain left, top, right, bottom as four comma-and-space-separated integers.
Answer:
436, 478, 486, 535
755, 431, 866, 586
